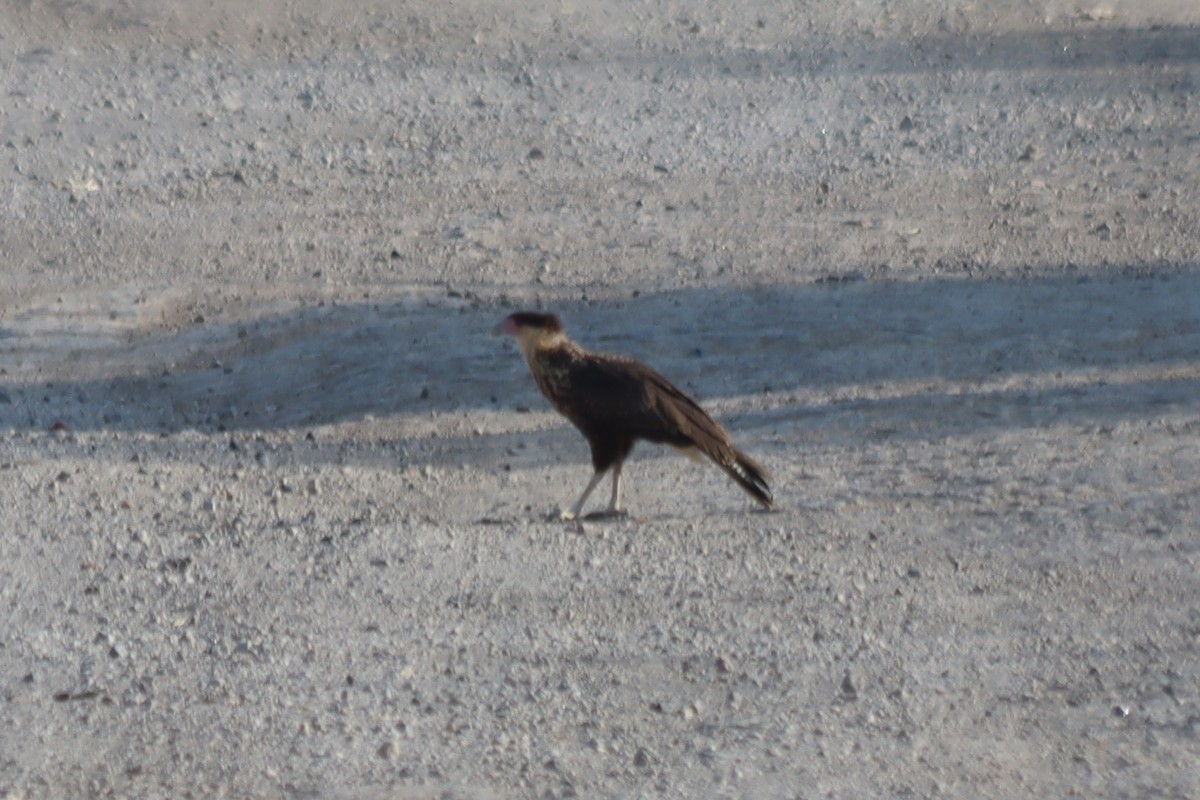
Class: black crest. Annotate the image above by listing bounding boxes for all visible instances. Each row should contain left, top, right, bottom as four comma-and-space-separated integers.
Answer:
509, 311, 564, 332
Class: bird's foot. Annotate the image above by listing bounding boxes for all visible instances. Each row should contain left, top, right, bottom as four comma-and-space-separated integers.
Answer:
581, 509, 628, 522
551, 508, 626, 523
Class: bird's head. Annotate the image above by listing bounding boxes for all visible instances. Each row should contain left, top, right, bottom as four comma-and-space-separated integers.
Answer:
492, 311, 567, 356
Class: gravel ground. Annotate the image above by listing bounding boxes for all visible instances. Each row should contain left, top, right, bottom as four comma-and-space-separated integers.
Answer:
2, 1, 1199, 798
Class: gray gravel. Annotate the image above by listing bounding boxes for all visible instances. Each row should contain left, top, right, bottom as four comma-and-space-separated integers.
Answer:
2, 1, 1199, 798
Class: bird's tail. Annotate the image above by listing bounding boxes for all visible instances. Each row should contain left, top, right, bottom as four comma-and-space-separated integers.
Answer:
721, 449, 773, 509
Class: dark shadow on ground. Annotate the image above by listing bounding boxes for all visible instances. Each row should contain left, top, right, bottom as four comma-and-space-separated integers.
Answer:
787, 25, 1200, 77
529, 25, 1200, 81
1, 268, 1197, 449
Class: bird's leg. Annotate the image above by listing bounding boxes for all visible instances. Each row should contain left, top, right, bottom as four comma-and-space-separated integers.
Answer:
573, 463, 627, 522
561, 470, 606, 521
606, 461, 623, 515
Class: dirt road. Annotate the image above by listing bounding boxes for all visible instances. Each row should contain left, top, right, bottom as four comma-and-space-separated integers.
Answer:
2, 2, 1198, 797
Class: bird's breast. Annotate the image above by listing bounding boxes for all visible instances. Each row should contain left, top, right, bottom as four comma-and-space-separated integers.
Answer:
529, 350, 578, 414
533, 363, 571, 407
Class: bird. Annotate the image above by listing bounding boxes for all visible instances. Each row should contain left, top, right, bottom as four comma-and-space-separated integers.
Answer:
493, 311, 772, 520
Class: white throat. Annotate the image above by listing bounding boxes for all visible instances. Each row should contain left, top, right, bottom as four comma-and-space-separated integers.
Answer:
516, 329, 566, 364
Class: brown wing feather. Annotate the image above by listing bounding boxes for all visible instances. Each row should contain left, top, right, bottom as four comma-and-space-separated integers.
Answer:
563, 352, 772, 508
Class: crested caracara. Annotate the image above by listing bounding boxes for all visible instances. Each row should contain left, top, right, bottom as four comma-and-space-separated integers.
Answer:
493, 311, 772, 520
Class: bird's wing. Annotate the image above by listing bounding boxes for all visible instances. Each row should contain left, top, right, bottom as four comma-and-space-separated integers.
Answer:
565, 354, 733, 449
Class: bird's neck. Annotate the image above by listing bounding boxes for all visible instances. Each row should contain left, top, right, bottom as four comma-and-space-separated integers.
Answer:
518, 330, 574, 367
